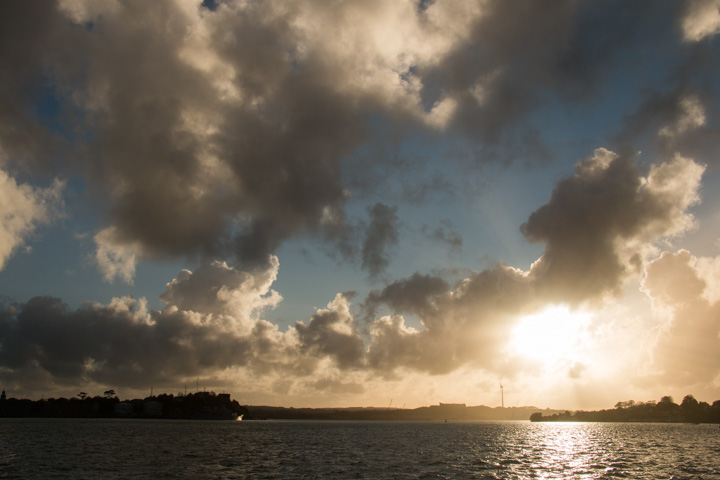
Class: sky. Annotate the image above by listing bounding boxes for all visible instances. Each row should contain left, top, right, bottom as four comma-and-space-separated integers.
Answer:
1, 0, 720, 410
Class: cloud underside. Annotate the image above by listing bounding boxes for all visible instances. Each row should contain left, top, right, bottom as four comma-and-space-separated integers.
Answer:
1, 149, 713, 396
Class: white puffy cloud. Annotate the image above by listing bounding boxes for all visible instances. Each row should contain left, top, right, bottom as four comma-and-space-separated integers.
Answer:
0, 169, 63, 270
682, 0, 720, 41
161, 255, 282, 330
659, 95, 706, 139
94, 227, 143, 284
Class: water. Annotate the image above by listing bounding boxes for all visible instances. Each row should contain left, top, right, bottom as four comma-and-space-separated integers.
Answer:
1, 419, 719, 479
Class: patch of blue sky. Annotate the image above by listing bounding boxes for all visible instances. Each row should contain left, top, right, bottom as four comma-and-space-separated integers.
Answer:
263, 237, 367, 327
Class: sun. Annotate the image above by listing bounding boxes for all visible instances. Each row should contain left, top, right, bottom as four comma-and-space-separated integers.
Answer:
510, 305, 591, 365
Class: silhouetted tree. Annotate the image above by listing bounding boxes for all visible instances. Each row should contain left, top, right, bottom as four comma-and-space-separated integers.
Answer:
710, 400, 720, 423
681, 394, 702, 422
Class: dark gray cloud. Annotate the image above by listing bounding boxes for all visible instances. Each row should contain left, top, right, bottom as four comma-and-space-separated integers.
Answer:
522, 148, 703, 303
418, 0, 686, 164
0, 0, 75, 172
363, 272, 449, 321
0, 260, 295, 393
616, 82, 720, 164
0, 0, 377, 275
361, 203, 399, 279
0, 0, 710, 279
83, 0, 369, 266
295, 294, 365, 370
0, 295, 255, 388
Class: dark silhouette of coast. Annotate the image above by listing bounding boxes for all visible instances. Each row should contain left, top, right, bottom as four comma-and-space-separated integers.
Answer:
0, 390, 246, 420
3, 390, 718, 423
243, 403, 563, 421
530, 395, 720, 423
0, 391, 558, 421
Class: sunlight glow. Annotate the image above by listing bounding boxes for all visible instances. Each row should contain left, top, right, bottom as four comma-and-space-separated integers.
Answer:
510, 305, 591, 365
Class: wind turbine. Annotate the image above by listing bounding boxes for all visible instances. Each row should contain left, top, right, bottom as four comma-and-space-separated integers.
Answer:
500, 383, 504, 409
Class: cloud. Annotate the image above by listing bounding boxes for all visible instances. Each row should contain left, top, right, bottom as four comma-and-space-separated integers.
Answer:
658, 95, 707, 139
0, 0, 487, 279
1, 0, 718, 404
2, 0, 692, 282
160, 255, 281, 321
0, 256, 357, 396
363, 272, 449, 320
361, 148, 706, 378
295, 293, 365, 370
0, 1, 73, 174
417, 0, 679, 163
0, 170, 64, 270
0, 146, 710, 396
617, 88, 720, 163
522, 149, 704, 303
642, 250, 705, 307
0, 268, 296, 394
365, 264, 535, 376
681, 0, 720, 41
361, 203, 400, 278
94, 227, 143, 284
567, 362, 587, 379
641, 250, 720, 389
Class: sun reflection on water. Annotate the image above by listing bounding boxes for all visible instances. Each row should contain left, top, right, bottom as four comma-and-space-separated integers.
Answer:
2, 419, 718, 479
491, 422, 623, 478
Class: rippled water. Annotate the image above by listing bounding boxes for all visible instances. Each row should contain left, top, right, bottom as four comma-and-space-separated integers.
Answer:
1, 419, 719, 479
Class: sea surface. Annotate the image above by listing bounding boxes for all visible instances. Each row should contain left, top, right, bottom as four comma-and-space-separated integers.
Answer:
1, 418, 719, 479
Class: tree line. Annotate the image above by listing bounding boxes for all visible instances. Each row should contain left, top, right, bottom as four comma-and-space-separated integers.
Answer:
0, 390, 247, 419
530, 395, 720, 423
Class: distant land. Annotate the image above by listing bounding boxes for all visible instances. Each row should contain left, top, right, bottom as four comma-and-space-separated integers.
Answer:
0, 389, 558, 421
243, 403, 561, 421
0, 390, 244, 420
531, 395, 720, 424
2, 390, 719, 423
